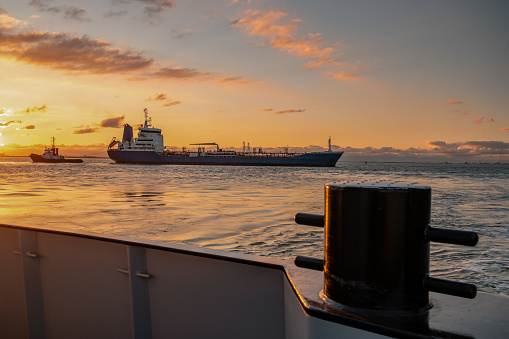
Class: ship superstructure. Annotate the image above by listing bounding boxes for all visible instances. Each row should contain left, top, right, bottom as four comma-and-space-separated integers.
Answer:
108, 109, 343, 167
109, 108, 164, 153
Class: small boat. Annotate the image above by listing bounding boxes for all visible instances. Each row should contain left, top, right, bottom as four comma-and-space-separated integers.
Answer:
29, 137, 83, 163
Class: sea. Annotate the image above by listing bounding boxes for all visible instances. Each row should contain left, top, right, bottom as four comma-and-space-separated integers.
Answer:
1, 157, 508, 296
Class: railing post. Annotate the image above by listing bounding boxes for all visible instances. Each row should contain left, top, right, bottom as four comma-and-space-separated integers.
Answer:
19, 230, 46, 339
127, 246, 152, 339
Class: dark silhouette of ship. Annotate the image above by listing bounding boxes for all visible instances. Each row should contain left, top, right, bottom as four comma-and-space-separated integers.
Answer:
108, 109, 343, 167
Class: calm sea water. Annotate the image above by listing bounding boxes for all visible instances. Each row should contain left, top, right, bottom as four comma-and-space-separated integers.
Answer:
1, 157, 508, 295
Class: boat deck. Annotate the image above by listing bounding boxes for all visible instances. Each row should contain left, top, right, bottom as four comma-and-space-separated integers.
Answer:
1, 223, 508, 338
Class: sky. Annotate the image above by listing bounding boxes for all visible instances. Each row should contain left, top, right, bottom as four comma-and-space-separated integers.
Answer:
0, 0, 508, 161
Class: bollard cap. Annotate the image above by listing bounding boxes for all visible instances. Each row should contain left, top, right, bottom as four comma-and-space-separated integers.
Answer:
326, 180, 430, 190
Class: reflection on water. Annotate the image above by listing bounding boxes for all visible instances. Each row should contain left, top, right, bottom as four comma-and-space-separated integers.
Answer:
121, 191, 167, 208
0, 158, 508, 295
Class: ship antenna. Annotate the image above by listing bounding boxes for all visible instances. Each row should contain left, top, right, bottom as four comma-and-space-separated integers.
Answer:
328, 136, 332, 152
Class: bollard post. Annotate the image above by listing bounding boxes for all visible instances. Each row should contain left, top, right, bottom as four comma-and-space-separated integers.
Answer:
294, 180, 478, 312
323, 181, 431, 311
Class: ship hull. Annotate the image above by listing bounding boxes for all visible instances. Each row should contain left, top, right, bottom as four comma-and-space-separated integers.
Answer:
29, 154, 83, 163
107, 150, 343, 167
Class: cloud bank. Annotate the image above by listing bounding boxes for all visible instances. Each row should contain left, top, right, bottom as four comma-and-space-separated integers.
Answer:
0, 12, 245, 84
0, 13, 153, 74
425, 141, 508, 156
266, 140, 509, 161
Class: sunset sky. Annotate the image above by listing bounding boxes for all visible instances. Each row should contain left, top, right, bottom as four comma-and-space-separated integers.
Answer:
1, 0, 508, 161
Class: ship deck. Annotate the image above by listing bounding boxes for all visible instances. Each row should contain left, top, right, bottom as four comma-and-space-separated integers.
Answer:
1, 223, 508, 338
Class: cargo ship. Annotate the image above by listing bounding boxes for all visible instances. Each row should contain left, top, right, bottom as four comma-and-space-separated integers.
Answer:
107, 109, 343, 166
29, 137, 83, 163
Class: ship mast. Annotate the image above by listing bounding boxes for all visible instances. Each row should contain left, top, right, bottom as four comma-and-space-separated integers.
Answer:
143, 108, 152, 128
328, 136, 332, 152
51, 137, 59, 156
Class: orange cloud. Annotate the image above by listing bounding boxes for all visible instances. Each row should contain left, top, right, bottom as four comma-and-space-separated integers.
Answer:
73, 127, 100, 134
145, 93, 181, 107
147, 93, 169, 101
20, 125, 36, 129
162, 100, 181, 107
22, 105, 47, 114
232, 10, 332, 60
135, 0, 175, 17
0, 13, 153, 74
329, 71, 356, 81
472, 116, 494, 124
500, 128, 509, 133
100, 116, 125, 128
216, 76, 249, 85
259, 108, 273, 112
450, 109, 468, 116
446, 98, 464, 105
0, 11, 23, 29
231, 10, 356, 79
0, 120, 22, 127
274, 109, 305, 114
136, 67, 249, 85
303, 59, 339, 69
148, 67, 211, 80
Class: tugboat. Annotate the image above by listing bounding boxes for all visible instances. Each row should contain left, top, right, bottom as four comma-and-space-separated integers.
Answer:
29, 137, 83, 163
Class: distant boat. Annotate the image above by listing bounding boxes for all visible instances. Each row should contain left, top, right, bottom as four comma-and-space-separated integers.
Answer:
107, 109, 343, 167
29, 137, 83, 163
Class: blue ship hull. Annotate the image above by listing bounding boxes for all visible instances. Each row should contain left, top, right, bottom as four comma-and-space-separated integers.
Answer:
107, 150, 343, 167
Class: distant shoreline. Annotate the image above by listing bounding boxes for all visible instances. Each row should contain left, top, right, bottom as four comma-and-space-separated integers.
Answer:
0, 155, 506, 165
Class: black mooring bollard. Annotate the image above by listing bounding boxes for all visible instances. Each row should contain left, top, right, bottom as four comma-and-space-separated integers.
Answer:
294, 180, 478, 312
323, 181, 432, 311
